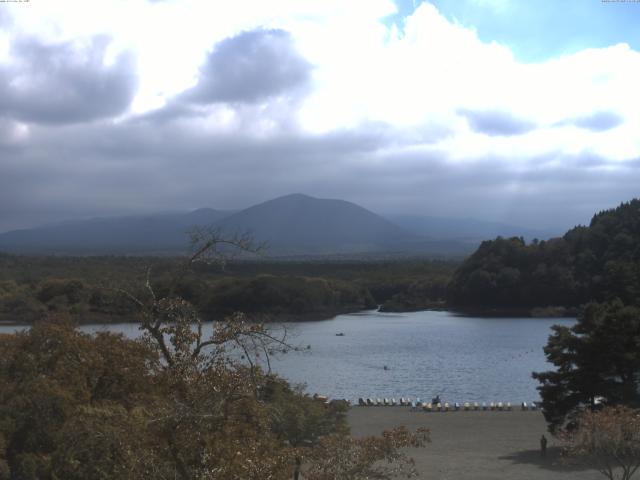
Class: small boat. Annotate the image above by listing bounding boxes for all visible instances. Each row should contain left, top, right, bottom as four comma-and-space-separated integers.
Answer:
335, 332, 345, 336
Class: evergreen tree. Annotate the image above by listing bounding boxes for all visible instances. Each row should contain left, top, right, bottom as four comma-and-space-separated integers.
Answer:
533, 301, 640, 432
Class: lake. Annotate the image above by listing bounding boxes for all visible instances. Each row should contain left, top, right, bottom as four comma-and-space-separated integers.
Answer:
0, 310, 572, 404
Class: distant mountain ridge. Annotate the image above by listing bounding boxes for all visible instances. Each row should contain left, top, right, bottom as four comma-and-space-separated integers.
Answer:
216, 194, 414, 254
0, 209, 233, 254
0, 194, 550, 257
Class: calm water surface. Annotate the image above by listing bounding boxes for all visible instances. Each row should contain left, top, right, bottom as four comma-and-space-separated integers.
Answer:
1, 310, 573, 404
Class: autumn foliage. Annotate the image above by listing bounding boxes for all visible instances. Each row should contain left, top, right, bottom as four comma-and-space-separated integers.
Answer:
562, 406, 640, 480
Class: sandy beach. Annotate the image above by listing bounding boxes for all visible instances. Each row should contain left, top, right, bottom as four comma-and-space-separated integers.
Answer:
348, 407, 603, 480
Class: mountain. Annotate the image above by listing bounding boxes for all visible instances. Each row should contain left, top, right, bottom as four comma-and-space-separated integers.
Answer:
0, 208, 233, 254
215, 194, 416, 254
0, 194, 421, 255
0, 194, 499, 256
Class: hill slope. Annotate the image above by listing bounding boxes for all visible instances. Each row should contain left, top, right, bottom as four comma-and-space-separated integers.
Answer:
448, 199, 640, 310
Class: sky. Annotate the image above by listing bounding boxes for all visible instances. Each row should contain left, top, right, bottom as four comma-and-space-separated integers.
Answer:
1, 0, 640, 234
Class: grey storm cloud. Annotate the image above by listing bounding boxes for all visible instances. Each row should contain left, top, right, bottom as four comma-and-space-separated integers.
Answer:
0, 35, 137, 125
0, 26, 636, 236
183, 29, 312, 104
561, 111, 623, 132
458, 109, 536, 136
1, 108, 639, 235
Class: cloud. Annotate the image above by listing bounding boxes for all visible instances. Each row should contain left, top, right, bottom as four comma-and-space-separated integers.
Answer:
458, 109, 536, 136
0, 35, 137, 125
0, 1, 640, 236
183, 29, 312, 105
0, 9, 11, 27
0, 118, 28, 147
2, 112, 639, 235
561, 111, 624, 131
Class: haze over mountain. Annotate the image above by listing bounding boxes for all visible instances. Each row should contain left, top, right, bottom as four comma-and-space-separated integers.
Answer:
387, 214, 558, 242
0, 194, 556, 257
0, 209, 232, 254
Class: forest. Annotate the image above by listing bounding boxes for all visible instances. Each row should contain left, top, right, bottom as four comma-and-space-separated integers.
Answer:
3, 200, 640, 323
0, 254, 454, 323
448, 199, 640, 312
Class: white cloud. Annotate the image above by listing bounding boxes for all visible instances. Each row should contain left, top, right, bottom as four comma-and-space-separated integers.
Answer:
296, 3, 640, 164
6, 1, 638, 159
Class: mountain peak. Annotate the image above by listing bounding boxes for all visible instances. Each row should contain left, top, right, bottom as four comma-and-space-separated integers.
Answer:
214, 193, 413, 254
277, 193, 314, 200
264, 193, 318, 204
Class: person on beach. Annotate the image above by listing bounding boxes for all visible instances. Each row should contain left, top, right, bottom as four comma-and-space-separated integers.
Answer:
293, 456, 301, 480
540, 434, 547, 458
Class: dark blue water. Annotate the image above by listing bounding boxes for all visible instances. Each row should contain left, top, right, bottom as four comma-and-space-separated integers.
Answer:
0, 310, 572, 404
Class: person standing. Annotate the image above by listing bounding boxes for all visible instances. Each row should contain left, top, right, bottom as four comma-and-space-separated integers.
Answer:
540, 434, 548, 458
293, 456, 301, 480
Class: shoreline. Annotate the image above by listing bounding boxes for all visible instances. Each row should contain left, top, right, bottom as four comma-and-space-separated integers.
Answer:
0, 304, 578, 327
446, 305, 579, 318
0, 305, 371, 327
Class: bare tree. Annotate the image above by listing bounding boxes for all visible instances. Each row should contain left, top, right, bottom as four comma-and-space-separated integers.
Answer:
115, 227, 281, 371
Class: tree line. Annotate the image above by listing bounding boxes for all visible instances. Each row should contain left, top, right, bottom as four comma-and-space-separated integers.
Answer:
448, 199, 640, 311
0, 254, 454, 323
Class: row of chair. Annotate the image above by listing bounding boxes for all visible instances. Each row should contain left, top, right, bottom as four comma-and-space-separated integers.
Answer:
358, 397, 405, 406
357, 398, 539, 411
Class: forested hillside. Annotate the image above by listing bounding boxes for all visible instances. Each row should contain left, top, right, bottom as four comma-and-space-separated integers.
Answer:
448, 199, 640, 310
0, 255, 454, 322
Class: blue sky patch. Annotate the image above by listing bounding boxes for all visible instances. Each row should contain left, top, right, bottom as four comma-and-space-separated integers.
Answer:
386, 0, 640, 62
